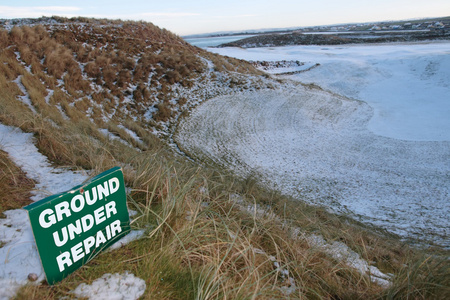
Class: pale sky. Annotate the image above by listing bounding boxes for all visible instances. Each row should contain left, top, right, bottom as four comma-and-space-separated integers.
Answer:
1, 1, 449, 35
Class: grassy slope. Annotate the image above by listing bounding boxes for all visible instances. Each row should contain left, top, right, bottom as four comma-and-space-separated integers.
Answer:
0, 17, 448, 299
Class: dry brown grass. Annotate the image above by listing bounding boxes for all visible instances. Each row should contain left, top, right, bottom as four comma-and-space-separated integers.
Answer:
122, 119, 160, 150
73, 97, 91, 113
0, 50, 25, 79
117, 69, 131, 89
102, 65, 118, 89
123, 160, 394, 299
0, 150, 35, 215
64, 67, 91, 96
165, 70, 182, 85
45, 46, 76, 78
154, 102, 173, 122
0, 28, 9, 48
21, 72, 47, 109
84, 61, 101, 78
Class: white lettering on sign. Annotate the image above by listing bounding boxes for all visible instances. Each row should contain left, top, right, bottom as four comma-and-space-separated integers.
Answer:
39, 208, 56, 229
56, 220, 123, 272
38, 177, 120, 228
52, 201, 117, 247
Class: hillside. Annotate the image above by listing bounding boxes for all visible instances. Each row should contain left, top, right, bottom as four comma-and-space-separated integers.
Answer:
1, 17, 449, 299
0, 17, 267, 142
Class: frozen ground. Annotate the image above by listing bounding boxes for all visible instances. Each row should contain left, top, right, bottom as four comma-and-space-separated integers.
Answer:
176, 42, 450, 248
209, 41, 450, 141
72, 271, 146, 300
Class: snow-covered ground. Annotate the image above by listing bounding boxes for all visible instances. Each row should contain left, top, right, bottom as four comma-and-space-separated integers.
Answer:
209, 41, 450, 141
176, 41, 450, 248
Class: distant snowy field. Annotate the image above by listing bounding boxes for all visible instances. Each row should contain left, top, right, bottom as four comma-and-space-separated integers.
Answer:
209, 42, 450, 141
177, 41, 450, 247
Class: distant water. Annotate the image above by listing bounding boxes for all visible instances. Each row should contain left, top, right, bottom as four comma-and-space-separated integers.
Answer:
183, 35, 254, 48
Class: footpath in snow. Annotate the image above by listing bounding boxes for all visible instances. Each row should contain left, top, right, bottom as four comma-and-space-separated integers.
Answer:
0, 124, 145, 299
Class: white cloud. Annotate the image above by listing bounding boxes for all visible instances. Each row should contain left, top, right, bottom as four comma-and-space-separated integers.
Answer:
0, 6, 81, 18
140, 12, 201, 18
34, 6, 81, 12
215, 14, 257, 19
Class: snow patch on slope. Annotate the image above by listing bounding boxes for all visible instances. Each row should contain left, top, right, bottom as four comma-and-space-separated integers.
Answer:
232, 193, 391, 288
0, 124, 88, 201
72, 271, 146, 300
0, 209, 44, 300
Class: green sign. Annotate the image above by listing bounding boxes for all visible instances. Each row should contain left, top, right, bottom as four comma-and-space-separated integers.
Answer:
24, 166, 130, 285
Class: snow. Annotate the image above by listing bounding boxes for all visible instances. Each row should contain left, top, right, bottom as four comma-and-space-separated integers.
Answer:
72, 271, 146, 300
99, 128, 136, 150
0, 123, 144, 298
117, 125, 143, 146
0, 209, 44, 300
44, 89, 54, 104
252, 60, 318, 75
13, 76, 36, 114
305, 234, 391, 287
0, 123, 88, 298
208, 41, 450, 141
175, 46, 450, 248
108, 229, 145, 251
232, 193, 391, 287
0, 124, 89, 201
